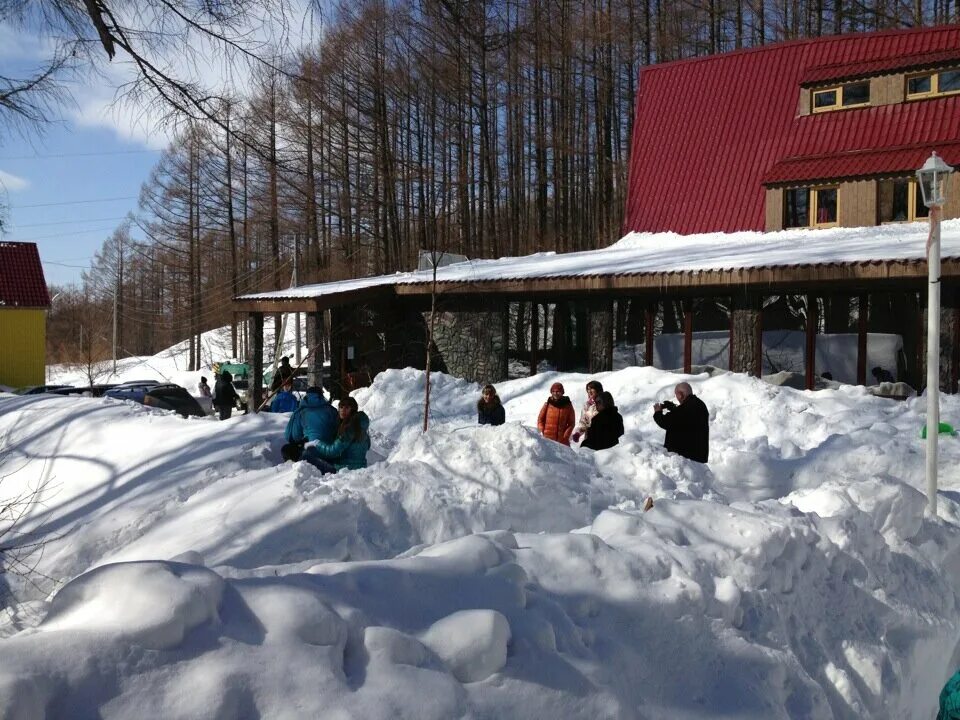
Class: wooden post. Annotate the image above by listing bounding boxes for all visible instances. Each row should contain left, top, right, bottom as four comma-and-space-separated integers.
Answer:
857, 294, 868, 385
250, 313, 264, 412
329, 307, 345, 400
952, 287, 960, 394
644, 301, 655, 367
683, 299, 693, 374
755, 298, 763, 378
308, 311, 325, 390
501, 302, 510, 380
588, 299, 614, 373
805, 294, 818, 390
530, 302, 539, 376
729, 294, 762, 376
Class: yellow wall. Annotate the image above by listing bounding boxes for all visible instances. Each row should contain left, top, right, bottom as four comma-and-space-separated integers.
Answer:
0, 309, 46, 388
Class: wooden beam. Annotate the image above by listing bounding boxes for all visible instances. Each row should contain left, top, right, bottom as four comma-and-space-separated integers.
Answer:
644, 302, 655, 367
250, 313, 264, 412
530, 302, 539, 376
755, 299, 763, 378
683, 300, 693, 374
805, 294, 818, 391
953, 287, 960, 394
857, 294, 868, 385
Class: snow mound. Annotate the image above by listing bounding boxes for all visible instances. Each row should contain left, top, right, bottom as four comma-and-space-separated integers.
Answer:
421, 609, 511, 682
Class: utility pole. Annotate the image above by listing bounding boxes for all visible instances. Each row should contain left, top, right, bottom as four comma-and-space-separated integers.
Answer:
112, 282, 118, 374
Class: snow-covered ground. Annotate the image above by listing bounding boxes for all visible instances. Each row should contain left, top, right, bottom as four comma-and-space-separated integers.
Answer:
4, 339, 960, 718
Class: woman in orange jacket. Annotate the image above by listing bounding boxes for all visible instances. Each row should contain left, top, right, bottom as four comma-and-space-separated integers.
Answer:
537, 382, 577, 445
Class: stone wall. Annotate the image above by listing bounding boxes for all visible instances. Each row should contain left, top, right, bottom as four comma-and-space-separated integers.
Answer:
428, 310, 506, 383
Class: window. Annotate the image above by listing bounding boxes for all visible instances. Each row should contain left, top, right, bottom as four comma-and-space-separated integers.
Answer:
812, 81, 870, 112
784, 186, 839, 228
878, 177, 929, 223
906, 68, 960, 98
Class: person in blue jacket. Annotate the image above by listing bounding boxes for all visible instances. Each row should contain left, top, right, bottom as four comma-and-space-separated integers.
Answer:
281, 386, 338, 462
304, 396, 371, 473
269, 378, 299, 413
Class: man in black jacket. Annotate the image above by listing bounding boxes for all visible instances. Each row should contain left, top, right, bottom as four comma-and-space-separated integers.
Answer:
653, 382, 709, 463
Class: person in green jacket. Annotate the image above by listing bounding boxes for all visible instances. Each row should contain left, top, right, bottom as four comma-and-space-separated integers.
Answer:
939, 669, 960, 720
302, 396, 371, 472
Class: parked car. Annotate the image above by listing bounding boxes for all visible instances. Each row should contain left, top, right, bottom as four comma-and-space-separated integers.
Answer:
15, 385, 73, 395
142, 385, 206, 418
104, 380, 164, 404
47, 384, 118, 398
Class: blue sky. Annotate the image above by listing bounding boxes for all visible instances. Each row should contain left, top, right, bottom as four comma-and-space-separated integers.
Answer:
1, 123, 161, 288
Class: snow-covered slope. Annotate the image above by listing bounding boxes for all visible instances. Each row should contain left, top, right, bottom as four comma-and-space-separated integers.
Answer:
3, 362, 960, 718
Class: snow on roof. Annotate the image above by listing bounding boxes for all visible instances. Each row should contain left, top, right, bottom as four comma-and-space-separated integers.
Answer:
239, 219, 960, 301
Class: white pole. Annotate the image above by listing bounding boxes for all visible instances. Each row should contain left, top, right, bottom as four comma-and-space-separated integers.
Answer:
926, 205, 942, 516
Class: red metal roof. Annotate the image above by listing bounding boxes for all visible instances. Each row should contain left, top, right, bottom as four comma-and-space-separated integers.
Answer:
0, 242, 50, 308
624, 24, 960, 234
800, 48, 960, 85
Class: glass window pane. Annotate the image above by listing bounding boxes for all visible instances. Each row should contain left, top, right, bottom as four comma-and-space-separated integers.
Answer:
908, 75, 932, 95
784, 189, 809, 228
891, 179, 909, 221
914, 186, 930, 219
815, 188, 838, 224
939, 70, 960, 93
842, 82, 870, 106
813, 90, 837, 108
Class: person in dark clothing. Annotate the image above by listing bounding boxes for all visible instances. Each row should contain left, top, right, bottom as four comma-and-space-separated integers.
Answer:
872, 366, 895, 384
653, 381, 709, 463
271, 356, 295, 392
213, 370, 241, 420
477, 384, 506, 426
581, 391, 624, 451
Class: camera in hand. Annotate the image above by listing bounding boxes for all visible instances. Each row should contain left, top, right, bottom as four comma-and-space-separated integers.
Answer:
660, 400, 676, 410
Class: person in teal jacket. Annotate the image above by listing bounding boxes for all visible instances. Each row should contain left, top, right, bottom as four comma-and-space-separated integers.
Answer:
303, 396, 370, 472
281, 386, 337, 462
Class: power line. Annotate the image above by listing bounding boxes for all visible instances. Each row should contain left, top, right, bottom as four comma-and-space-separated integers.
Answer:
13, 216, 131, 229
12, 196, 139, 209
0, 150, 159, 161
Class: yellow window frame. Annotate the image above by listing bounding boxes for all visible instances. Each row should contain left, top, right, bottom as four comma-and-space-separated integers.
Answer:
810, 186, 839, 227
879, 178, 929, 223
811, 81, 870, 113
906, 68, 960, 99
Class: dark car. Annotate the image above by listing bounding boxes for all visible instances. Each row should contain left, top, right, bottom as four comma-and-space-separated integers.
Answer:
142, 385, 206, 418
104, 380, 165, 404
47, 384, 118, 398
15, 385, 73, 395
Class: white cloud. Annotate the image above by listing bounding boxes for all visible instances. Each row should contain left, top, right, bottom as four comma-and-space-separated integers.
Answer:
0, 169, 30, 192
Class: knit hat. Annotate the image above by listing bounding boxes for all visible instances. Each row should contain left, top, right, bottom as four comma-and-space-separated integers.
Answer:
550, 382, 564, 393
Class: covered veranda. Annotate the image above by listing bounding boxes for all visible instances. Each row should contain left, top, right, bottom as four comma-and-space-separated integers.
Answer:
233, 222, 960, 410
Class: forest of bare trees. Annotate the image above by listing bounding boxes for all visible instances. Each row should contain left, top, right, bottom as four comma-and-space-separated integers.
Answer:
46, 0, 960, 368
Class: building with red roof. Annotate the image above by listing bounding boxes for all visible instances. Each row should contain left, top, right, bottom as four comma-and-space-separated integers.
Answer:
625, 24, 960, 235
0, 242, 51, 388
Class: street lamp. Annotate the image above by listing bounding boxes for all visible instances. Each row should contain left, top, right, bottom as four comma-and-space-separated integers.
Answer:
916, 151, 953, 516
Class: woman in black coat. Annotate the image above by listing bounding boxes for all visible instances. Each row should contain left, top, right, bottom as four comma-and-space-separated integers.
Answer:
477, 384, 506, 426
582, 391, 624, 450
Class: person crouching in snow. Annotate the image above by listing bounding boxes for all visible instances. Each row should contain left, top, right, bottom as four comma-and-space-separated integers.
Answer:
537, 382, 576, 445
477, 384, 505, 426
281, 386, 337, 463
269, 378, 298, 413
571, 379, 603, 443
581, 391, 624, 451
302, 397, 371, 473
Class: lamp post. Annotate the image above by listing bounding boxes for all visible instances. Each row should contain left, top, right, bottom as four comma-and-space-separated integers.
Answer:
916, 151, 954, 516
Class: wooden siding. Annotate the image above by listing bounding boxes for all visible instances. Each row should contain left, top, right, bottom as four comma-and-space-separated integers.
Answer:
947, 173, 960, 220
766, 187, 785, 231
0, 308, 45, 387
872, 74, 903, 105
839, 179, 877, 226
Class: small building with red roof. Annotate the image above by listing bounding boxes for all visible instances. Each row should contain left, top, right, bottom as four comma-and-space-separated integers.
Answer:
625, 24, 960, 235
0, 242, 51, 388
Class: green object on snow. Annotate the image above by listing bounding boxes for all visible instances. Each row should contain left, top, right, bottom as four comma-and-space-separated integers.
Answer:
921, 421, 956, 439
938, 669, 960, 719
213, 361, 249, 379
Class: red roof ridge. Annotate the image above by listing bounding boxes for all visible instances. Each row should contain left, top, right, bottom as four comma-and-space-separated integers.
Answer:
640, 23, 960, 76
